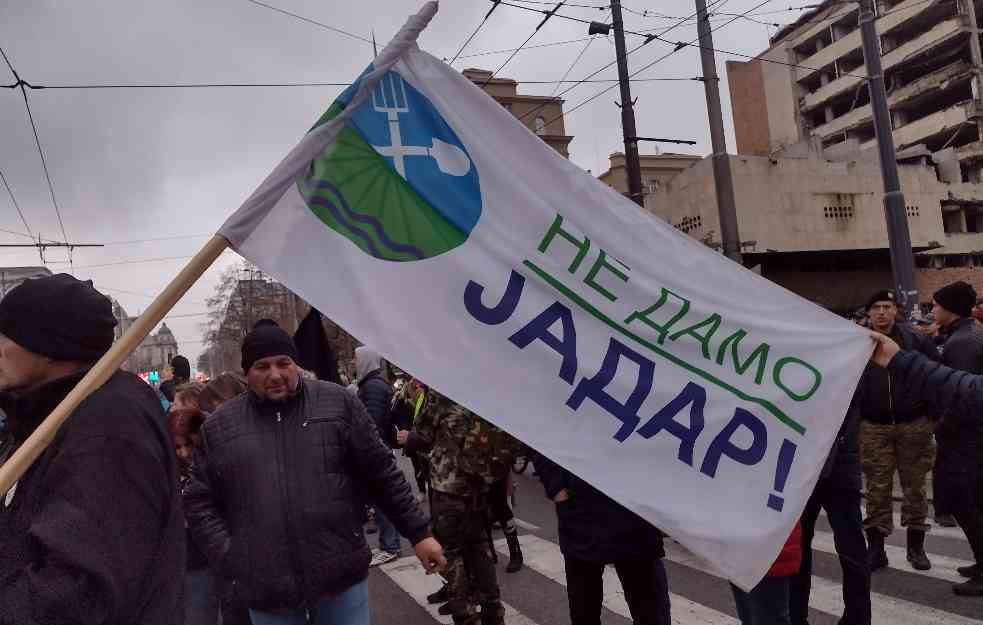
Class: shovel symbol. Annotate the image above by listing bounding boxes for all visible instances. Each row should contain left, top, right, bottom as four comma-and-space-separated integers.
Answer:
370, 72, 471, 178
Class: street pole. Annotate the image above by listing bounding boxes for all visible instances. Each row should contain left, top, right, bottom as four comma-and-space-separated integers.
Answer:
694, 0, 742, 263
859, 0, 919, 317
610, 0, 644, 207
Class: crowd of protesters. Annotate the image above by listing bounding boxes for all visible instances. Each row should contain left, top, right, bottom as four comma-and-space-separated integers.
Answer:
0, 273, 980, 625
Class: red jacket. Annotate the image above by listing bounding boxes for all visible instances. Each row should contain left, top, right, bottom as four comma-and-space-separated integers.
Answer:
767, 521, 803, 578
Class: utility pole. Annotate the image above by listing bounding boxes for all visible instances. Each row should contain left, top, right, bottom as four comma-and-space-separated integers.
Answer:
859, 0, 918, 317
610, 0, 644, 207
694, 0, 742, 263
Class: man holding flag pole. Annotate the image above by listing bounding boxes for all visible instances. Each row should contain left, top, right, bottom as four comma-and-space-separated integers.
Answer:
0, 1, 878, 617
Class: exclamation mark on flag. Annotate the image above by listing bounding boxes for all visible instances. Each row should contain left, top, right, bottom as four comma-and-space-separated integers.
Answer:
767, 440, 797, 512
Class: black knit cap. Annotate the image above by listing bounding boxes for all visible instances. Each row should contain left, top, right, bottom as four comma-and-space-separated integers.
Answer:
0, 273, 117, 361
865, 289, 896, 311
241, 325, 299, 372
933, 281, 977, 318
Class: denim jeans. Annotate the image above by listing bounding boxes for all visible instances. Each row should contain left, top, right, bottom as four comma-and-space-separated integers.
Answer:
731, 577, 791, 625
184, 569, 220, 625
375, 508, 401, 554
248, 580, 369, 625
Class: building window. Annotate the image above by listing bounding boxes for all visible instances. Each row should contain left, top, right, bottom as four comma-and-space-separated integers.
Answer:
535, 116, 546, 135
823, 205, 854, 219
646, 179, 660, 193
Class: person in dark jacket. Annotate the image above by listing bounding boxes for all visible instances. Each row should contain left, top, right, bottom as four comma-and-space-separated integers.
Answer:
789, 391, 871, 624
931, 281, 983, 595
0, 273, 185, 624
160, 354, 191, 403
534, 453, 670, 625
870, 330, 983, 595
855, 290, 939, 571
184, 325, 444, 624
354, 346, 401, 566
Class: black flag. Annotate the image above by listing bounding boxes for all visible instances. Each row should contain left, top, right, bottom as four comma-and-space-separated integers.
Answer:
293, 308, 341, 384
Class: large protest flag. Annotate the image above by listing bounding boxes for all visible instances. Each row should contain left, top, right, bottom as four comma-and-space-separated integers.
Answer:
0, 2, 872, 589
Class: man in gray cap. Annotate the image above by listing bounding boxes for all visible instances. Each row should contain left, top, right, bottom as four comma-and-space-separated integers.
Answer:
0, 273, 185, 624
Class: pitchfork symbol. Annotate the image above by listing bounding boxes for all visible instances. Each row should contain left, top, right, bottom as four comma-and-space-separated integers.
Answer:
371, 72, 471, 179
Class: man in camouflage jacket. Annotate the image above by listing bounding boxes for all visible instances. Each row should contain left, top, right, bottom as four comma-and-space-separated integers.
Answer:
399, 392, 504, 625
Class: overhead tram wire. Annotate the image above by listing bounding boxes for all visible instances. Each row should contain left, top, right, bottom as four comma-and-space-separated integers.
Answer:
507, 0, 726, 125
448, 0, 505, 64
1, 44, 72, 270
481, 1, 568, 88
0, 170, 32, 238
454, 37, 593, 60
244, 0, 373, 45
546, 0, 779, 126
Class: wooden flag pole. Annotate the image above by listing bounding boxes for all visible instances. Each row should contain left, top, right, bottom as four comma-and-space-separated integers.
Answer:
0, 234, 230, 495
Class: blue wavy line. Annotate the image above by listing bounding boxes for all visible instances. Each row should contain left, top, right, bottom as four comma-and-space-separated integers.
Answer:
311, 180, 425, 260
308, 194, 385, 259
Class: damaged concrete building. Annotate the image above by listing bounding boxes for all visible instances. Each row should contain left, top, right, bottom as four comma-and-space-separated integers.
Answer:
645, 0, 983, 311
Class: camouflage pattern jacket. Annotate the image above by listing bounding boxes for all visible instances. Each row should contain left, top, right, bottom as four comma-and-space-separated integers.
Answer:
404, 391, 484, 496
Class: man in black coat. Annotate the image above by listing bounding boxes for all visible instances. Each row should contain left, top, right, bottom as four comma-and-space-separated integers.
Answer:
0, 273, 185, 624
534, 453, 670, 625
354, 345, 401, 565
871, 330, 983, 595
184, 326, 445, 624
854, 290, 939, 572
790, 366, 871, 623
160, 354, 191, 403
930, 281, 983, 596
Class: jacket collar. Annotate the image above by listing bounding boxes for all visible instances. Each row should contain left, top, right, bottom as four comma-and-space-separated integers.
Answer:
0, 368, 89, 445
942, 316, 975, 337
247, 377, 306, 416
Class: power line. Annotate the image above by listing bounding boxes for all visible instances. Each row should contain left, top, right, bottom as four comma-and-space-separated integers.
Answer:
551, 36, 596, 97
551, 0, 778, 126
12, 81, 352, 90
1, 45, 71, 264
72, 251, 230, 270
449, 0, 504, 64
0, 170, 32, 237
101, 233, 213, 245
453, 37, 594, 60
483, 1, 568, 87
244, 0, 373, 45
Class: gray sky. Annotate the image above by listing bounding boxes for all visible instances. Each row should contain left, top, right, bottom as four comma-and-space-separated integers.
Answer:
0, 0, 804, 370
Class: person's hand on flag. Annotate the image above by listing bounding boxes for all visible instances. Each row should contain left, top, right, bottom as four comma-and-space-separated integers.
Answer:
869, 331, 901, 368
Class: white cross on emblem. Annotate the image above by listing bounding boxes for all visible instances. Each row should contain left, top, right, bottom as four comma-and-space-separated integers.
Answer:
370, 73, 472, 179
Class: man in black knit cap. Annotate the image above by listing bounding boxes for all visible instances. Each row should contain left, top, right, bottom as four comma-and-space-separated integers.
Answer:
0, 273, 185, 624
185, 324, 446, 624
160, 354, 191, 403
932, 281, 983, 595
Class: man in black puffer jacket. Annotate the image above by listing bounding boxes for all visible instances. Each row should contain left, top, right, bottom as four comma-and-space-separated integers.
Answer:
534, 453, 670, 625
184, 326, 445, 623
0, 274, 184, 625
354, 346, 401, 565
871, 330, 983, 596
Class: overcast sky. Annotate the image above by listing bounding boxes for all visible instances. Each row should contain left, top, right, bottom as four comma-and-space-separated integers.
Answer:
0, 0, 805, 371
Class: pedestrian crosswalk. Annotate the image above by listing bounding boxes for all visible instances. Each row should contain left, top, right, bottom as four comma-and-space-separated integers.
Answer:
374, 519, 983, 625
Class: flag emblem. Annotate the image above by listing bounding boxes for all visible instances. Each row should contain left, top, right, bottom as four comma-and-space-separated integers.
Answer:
299, 69, 482, 262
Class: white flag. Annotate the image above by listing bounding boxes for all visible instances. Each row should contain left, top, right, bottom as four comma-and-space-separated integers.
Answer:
219, 1, 872, 590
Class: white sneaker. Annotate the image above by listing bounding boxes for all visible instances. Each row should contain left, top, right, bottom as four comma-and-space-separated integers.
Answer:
370, 550, 400, 567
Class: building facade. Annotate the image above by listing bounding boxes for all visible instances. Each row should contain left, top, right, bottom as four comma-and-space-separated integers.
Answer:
599, 152, 702, 202
464, 68, 574, 158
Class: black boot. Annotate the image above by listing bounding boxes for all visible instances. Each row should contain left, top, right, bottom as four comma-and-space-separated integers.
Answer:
479, 602, 505, 625
958, 563, 983, 578
953, 576, 983, 596
505, 529, 524, 573
427, 584, 449, 605
906, 529, 931, 571
866, 528, 888, 571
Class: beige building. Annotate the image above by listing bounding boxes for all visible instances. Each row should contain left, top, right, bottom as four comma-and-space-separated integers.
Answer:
0, 266, 52, 299
126, 323, 179, 376
464, 68, 574, 158
599, 152, 702, 202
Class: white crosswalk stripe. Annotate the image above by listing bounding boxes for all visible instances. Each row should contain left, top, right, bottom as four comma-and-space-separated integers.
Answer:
663, 541, 983, 625
379, 556, 540, 625
494, 535, 734, 625
376, 525, 980, 624
830, 510, 970, 541
811, 528, 974, 583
